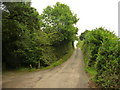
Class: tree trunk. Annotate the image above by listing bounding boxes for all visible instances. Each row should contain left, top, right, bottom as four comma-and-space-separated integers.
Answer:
38, 60, 40, 69
30, 64, 32, 68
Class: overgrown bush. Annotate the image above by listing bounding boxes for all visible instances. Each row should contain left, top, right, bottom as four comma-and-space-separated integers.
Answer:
80, 27, 120, 88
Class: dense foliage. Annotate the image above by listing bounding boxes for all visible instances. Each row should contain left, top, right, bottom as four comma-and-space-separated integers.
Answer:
2, 2, 78, 69
79, 30, 89, 40
2, 2, 42, 69
79, 28, 120, 88
40, 2, 79, 44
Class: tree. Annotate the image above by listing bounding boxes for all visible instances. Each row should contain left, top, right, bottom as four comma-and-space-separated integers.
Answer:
2, 2, 42, 68
40, 2, 79, 45
2, 2, 78, 69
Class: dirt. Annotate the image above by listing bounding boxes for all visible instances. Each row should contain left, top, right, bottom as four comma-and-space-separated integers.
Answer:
2, 48, 91, 88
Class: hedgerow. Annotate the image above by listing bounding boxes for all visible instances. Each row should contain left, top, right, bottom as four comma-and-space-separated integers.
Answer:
80, 27, 120, 88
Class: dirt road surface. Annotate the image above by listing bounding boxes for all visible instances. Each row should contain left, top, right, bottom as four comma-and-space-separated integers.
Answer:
2, 48, 90, 88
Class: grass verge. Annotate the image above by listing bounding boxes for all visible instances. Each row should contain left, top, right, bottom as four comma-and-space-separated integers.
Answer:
76, 40, 84, 49
85, 67, 97, 81
77, 40, 97, 86
43, 47, 74, 70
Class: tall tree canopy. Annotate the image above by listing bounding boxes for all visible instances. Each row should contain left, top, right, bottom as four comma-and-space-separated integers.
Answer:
40, 2, 79, 45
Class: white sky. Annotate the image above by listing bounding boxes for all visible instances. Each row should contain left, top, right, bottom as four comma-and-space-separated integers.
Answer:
31, 0, 119, 36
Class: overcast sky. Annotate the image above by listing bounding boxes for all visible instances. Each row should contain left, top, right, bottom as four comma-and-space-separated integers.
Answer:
31, 0, 119, 36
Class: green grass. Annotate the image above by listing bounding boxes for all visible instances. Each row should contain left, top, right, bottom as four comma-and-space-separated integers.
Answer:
85, 67, 97, 81
77, 40, 98, 86
77, 40, 97, 80
83, 52, 97, 82
3, 67, 40, 74
43, 48, 74, 70
77, 40, 84, 49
